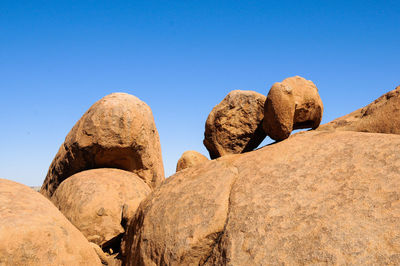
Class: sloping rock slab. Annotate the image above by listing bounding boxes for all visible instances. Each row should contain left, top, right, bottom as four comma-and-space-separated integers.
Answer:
124, 131, 400, 265
318, 85, 400, 134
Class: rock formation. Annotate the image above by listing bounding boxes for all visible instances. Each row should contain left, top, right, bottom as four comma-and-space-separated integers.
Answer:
203, 90, 266, 159
0, 178, 101, 265
263, 76, 323, 141
123, 130, 400, 265
176, 150, 208, 172
40, 93, 164, 198
318, 85, 400, 134
51, 168, 151, 250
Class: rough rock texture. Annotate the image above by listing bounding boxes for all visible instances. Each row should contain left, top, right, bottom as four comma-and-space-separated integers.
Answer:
40, 93, 164, 198
90, 243, 121, 266
124, 130, 400, 265
318, 85, 400, 134
0, 178, 101, 265
263, 76, 323, 141
203, 90, 267, 159
51, 168, 151, 248
176, 150, 208, 172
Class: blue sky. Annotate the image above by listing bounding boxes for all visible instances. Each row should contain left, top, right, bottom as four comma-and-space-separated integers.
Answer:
1, 1, 399, 186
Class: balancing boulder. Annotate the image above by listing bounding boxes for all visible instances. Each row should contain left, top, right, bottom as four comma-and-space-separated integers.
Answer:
263, 76, 323, 141
204, 90, 266, 159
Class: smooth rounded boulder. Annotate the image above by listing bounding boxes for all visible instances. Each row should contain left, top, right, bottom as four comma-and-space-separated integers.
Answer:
263, 76, 323, 141
40, 93, 164, 198
318, 85, 400, 134
124, 130, 400, 265
176, 150, 208, 172
51, 168, 151, 249
203, 90, 266, 159
0, 178, 101, 265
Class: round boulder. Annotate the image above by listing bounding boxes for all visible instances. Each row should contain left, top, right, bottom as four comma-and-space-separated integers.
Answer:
40, 93, 164, 198
0, 178, 101, 265
204, 90, 267, 159
176, 150, 208, 172
263, 76, 323, 141
51, 168, 151, 249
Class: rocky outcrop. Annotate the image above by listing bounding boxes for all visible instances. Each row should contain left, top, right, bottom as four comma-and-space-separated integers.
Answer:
40, 93, 164, 198
203, 90, 266, 159
176, 150, 208, 172
0, 178, 101, 265
318, 85, 400, 134
51, 168, 151, 249
124, 130, 400, 265
263, 76, 323, 141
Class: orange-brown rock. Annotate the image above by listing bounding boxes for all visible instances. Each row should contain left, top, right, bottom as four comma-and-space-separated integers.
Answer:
263, 76, 323, 141
40, 93, 164, 198
90, 243, 121, 266
203, 90, 266, 159
124, 130, 400, 265
318, 85, 400, 134
0, 178, 101, 265
51, 168, 151, 249
176, 150, 208, 172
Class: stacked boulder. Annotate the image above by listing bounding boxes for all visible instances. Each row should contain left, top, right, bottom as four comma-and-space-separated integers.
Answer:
263, 76, 323, 141
203, 90, 267, 159
202, 76, 323, 159
40, 93, 164, 262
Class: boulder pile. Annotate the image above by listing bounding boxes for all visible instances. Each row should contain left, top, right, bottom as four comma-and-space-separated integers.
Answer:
40, 92, 164, 198
3, 80, 400, 265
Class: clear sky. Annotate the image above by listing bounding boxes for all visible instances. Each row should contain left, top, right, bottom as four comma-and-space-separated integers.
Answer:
1, 1, 399, 186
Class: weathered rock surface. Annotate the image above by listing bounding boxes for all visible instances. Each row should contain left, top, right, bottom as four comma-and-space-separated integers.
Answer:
90, 243, 121, 266
263, 76, 323, 141
203, 90, 267, 159
318, 85, 400, 134
40, 93, 164, 198
0, 178, 101, 265
124, 130, 400, 265
176, 150, 208, 172
51, 168, 151, 249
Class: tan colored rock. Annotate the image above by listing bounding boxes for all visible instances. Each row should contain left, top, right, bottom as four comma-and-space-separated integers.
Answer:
203, 90, 267, 159
318, 85, 400, 134
90, 243, 121, 266
176, 150, 208, 172
124, 130, 400, 265
0, 178, 101, 266
263, 76, 323, 141
51, 168, 151, 249
40, 93, 164, 198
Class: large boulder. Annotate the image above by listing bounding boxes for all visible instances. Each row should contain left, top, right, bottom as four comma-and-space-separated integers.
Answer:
0, 178, 101, 265
176, 150, 208, 172
318, 85, 400, 134
124, 130, 400, 265
263, 76, 323, 141
51, 168, 151, 250
203, 90, 266, 159
40, 93, 164, 198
